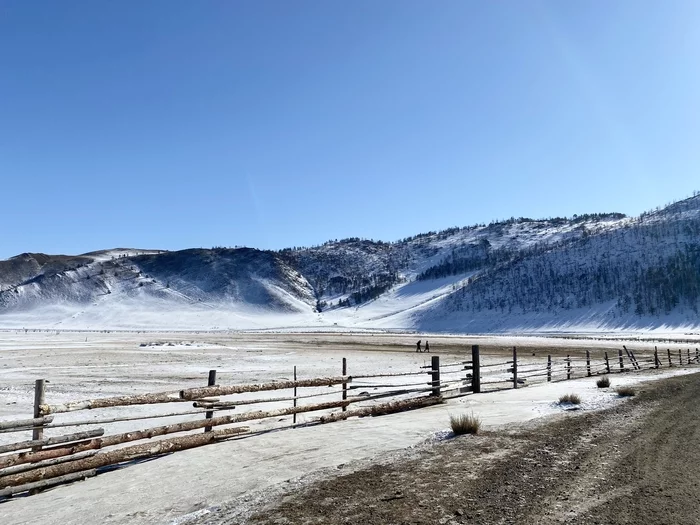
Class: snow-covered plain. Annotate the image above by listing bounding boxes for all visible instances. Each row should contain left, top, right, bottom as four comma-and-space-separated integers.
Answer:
1, 330, 699, 525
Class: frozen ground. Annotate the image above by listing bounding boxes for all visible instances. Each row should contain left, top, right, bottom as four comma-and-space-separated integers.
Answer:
1, 331, 699, 525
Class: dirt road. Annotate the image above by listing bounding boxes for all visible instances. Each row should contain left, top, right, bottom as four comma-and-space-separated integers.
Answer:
204, 371, 700, 524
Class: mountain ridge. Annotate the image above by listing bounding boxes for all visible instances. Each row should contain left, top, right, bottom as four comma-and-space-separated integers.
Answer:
1, 193, 699, 333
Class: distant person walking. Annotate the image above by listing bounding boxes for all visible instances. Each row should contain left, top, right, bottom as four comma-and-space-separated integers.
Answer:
425, 341, 430, 352
416, 340, 422, 352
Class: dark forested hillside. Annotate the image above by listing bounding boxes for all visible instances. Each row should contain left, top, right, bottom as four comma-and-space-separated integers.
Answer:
419, 195, 700, 329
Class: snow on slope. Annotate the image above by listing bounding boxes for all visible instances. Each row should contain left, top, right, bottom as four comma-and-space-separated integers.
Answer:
322, 274, 474, 329
1, 194, 699, 333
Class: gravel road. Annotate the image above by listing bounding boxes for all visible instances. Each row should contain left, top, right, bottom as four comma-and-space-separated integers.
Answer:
208, 371, 700, 525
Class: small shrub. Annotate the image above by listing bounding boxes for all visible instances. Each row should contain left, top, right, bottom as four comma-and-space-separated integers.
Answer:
450, 412, 481, 435
596, 376, 611, 388
616, 386, 635, 397
559, 393, 581, 405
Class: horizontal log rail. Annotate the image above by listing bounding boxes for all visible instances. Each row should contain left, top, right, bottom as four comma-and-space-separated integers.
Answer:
441, 383, 472, 392
193, 387, 347, 408
0, 440, 102, 470
39, 391, 184, 415
0, 399, 357, 470
0, 450, 99, 478
0, 426, 251, 491
179, 376, 351, 401
0, 469, 97, 498
0, 416, 54, 432
480, 369, 511, 375
352, 371, 427, 379
479, 361, 514, 368
480, 379, 515, 385
444, 363, 473, 371
0, 429, 104, 455
319, 396, 442, 424
348, 387, 433, 402
423, 361, 471, 369
37, 377, 353, 415
347, 380, 436, 389
27, 408, 229, 431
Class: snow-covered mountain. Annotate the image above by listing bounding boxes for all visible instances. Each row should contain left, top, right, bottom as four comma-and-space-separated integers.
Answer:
1, 194, 699, 333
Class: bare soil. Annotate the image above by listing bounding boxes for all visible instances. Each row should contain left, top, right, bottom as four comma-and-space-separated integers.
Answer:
210, 371, 700, 525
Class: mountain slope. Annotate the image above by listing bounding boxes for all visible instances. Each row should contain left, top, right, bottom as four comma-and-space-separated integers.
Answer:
1, 194, 699, 332
413, 195, 700, 332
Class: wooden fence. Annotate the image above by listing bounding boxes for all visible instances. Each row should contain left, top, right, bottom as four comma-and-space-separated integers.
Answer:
0, 358, 449, 498
440, 344, 700, 393
1, 343, 697, 499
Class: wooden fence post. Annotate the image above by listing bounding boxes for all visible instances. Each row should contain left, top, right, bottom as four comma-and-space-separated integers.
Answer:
471, 345, 481, 393
204, 370, 216, 432
630, 350, 640, 370
547, 355, 552, 382
668, 348, 672, 367
293, 366, 298, 424
566, 355, 571, 380
678, 349, 682, 366
512, 347, 518, 389
618, 349, 624, 372
32, 380, 46, 452
654, 347, 659, 369
623, 345, 639, 370
342, 358, 347, 412
605, 352, 610, 374
462, 359, 472, 394
687, 349, 691, 364
430, 356, 441, 397
586, 350, 591, 377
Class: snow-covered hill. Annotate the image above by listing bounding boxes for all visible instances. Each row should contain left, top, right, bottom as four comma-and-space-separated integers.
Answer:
1, 194, 699, 333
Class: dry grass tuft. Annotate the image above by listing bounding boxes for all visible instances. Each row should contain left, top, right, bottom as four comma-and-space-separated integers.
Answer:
559, 393, 582, 405
616, 386, 636, 397
450, 412, 481, 435
596, 376, 611, 388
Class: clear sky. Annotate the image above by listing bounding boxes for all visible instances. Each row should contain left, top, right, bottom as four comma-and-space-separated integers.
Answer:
1, 1, 699, 259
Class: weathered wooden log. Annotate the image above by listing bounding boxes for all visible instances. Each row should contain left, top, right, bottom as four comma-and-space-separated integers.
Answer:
204, 369, 217, 433
179, 376, 352, 401
341, 359, 347, 413
0, 426, 249, 489
0, 450, 99, 478
195, 387, 426, 410
95, 398, 351, 450
40, 408, 221, 430
33, 380, 46, 452
0, 415, 54, 432
293, 365, 298, 424
0, 429, 104, 454
352, 371, 426, 379
0, 469, 96, 498
623, 346, 640, 370
39, 377, 351, 415
1, 397, 352, 473
193, 387, 347, 409
319, 396, 443, 424
39, 391, 184, 415
347, 388, 433, 402
0, 440, 102, 470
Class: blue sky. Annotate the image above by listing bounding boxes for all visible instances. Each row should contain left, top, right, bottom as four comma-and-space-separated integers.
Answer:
1, 1, 699, 258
